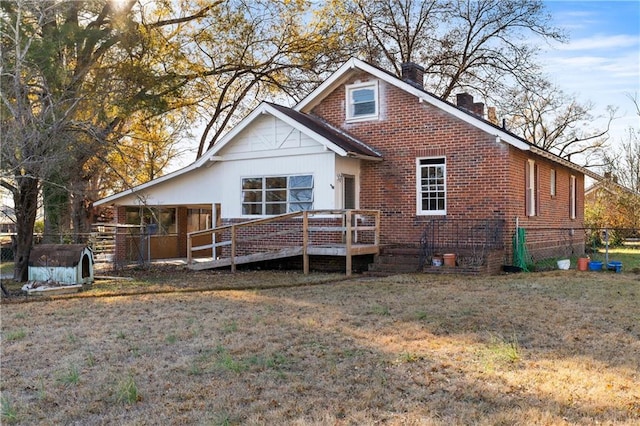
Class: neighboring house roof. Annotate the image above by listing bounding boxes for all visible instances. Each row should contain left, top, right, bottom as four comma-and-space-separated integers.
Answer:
585, 179, 640, 198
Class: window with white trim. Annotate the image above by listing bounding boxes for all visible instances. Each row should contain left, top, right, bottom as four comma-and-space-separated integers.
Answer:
550, 169, 556, 197
242, 175, 313, 215
346, 81, 378, 121
417, 157, 446, 215
570, 175, 577, 219
525, 159, 538, 216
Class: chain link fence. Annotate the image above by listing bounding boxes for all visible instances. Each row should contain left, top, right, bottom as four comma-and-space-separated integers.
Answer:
517, 227, 639, 271
0, 224, 150, 269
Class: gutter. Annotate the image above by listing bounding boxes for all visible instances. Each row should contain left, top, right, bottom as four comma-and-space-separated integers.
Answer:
530, 146, 602, 181
347, 152, 384, 162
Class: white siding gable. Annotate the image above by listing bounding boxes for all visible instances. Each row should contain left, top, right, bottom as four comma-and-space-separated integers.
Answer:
218, 114, 323, 158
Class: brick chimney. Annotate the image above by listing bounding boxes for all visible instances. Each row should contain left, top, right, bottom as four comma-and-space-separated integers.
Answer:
487, 106, 498, 125
456, 93, 474, 110
401, 62, 425, 89
456, 92, 484, 118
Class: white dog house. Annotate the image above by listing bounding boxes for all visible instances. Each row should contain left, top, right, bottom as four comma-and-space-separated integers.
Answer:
28, 244, 94, 285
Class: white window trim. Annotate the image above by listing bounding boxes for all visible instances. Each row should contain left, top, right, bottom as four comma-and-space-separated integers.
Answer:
550, 169, 556, 197
345, 80, 379, 122
416, 157, 447, 216
570, 175, 577, 219
241, 174, 314, 217
526, 159, 536, 217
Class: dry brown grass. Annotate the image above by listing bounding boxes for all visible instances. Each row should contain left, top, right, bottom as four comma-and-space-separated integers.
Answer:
2, 269, 639, 425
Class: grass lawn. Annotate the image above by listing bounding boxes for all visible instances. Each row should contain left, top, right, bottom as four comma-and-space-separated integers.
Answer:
592, 247, 640, 270
1, 266, 639, 425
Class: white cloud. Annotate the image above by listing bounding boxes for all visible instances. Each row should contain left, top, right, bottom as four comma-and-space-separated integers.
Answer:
555, 34, 639, 51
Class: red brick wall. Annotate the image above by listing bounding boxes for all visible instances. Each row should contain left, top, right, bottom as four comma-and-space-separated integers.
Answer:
312, 75, 585, 262
314, 77, 510, 243
507, 148, 585, 260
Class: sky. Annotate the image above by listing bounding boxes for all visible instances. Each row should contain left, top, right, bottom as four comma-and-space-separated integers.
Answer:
541, 0, 640, 147
172, 1, 640, 168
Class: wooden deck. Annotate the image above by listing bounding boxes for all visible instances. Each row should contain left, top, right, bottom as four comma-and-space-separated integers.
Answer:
187, 210, 380, 276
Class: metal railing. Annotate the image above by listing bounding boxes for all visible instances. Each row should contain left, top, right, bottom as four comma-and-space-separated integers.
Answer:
419, 218, 505, 268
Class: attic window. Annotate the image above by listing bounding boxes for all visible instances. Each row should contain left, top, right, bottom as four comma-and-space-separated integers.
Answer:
346, 81, 378, 121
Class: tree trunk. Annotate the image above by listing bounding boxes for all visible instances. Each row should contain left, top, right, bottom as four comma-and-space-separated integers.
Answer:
12, 176, 39, 282
43, 175, 71, 243
70, 177, 93, 243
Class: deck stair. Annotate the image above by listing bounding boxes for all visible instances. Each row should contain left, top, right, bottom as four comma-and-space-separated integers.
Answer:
187, 210, 380, 276
89, 224, 117, 263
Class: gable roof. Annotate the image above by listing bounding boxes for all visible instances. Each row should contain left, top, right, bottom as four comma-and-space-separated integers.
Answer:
95, 102, 379, 206
96, 58, 604, 207
29, 244, 92, 268
585, 178, 640, 197
266, 103, 381, 160
295, 57, 602, 181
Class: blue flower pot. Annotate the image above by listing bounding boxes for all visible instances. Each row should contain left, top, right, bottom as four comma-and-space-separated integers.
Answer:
588, 261, 603, 271
607, 261, 622, 273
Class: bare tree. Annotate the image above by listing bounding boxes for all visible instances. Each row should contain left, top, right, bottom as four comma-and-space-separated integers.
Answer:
497, 80, 616, 164
189, 0, 347, 157
601, 94, 640, 192
317, 0, 620, 165
321, 0, 565, 99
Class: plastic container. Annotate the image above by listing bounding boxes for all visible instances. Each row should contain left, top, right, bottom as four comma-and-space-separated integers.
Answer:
577, 257, 589, 271
607, 261, 622, 273
443, 253, 456, 267
557, 259, 570, 270
588, 261, 603, 271
432, 257, 443, 267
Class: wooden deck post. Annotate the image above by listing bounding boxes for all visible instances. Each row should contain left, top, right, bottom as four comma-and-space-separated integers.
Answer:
231, 225, 236, 273
345, 210, 352, 276
187, 233, 192, 264
302, 211, 309, 275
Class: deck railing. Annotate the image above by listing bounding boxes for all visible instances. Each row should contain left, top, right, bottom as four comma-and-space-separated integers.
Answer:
186, 209, 380, 275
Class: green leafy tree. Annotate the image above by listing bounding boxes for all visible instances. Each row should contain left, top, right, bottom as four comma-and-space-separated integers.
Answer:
0, 0, 212, 280
189, 0, 346, 157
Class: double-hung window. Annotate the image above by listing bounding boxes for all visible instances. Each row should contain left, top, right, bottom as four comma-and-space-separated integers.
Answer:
242, 175, 313, 215
417, 157, 446, 215
525, 159, 538, 217
570, 175, 577, 219
346, 81, 378, 121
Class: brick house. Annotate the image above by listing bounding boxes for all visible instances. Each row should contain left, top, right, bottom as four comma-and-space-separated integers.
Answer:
94, 58, 598, 272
